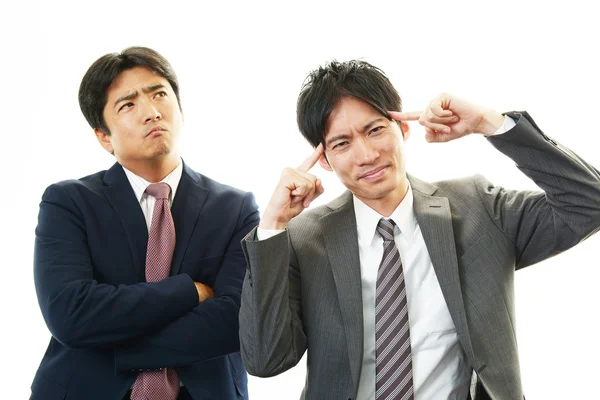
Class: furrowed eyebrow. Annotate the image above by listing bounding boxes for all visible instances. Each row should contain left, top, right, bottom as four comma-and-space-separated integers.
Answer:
113, 84, 166, 108
142, 84, 166, 93
362, 118, 388, 132
325, 117, 388, 147
114, 91, 138, 108
325, 134, 351, 147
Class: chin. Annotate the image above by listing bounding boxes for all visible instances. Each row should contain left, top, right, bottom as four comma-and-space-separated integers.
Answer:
150, 143, 171, 157
354, 185, 392, 201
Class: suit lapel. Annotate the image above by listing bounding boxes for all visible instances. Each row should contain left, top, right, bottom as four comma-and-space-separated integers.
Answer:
409, 176, 476, 365
102, 162, 148, 280
321, 191, 364, 390
169, 163, 209, 275
102, 161, 209, 279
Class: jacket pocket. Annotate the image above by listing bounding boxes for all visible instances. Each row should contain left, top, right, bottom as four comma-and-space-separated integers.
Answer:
30, 373, 66, 400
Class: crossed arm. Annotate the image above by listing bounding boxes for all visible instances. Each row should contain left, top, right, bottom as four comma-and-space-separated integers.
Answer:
34, 185, 259, 372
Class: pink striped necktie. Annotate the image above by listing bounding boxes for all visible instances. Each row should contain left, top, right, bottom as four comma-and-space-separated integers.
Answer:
131, 182, 180, 400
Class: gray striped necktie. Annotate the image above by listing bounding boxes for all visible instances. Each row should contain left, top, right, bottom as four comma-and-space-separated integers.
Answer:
375, 218, 414, 400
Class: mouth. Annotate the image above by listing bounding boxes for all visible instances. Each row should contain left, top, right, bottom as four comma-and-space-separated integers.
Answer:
358, 166, 388, 181
146, 126, 166, 137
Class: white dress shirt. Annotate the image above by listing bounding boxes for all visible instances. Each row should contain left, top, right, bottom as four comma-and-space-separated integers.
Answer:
354, 189, 469, 400
122, 161, 183, 230
257, 116, 517, 399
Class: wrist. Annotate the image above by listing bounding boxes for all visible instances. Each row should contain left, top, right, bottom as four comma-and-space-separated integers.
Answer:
259, 212, 289, 230
478, 108, 505, 136
258, 220, 288, 230
194, 282, 203, 302
194, 282, 214, 303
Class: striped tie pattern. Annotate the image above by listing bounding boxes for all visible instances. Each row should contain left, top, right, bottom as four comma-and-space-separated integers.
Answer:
131, 183, 180, 400
375, 218, 414, 400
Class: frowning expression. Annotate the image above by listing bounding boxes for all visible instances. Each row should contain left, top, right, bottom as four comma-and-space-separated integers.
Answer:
319, 96, 410, 213
95, 66, 183, 164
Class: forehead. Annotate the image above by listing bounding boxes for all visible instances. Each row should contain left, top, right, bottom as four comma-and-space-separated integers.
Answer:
106, 66, 169, 99
325, 97, 384, 137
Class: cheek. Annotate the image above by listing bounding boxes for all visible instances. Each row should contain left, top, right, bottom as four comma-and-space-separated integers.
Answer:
166, 103, 181, 119
382, 136, 399, 151
110, 128, 135, 150
330, 158, 354, 179
107, 134, 122, 151
376, 139, 400, 161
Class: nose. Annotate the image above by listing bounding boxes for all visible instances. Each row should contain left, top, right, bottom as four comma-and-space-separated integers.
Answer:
354, 136, 379, 165
140, 99, 162, 124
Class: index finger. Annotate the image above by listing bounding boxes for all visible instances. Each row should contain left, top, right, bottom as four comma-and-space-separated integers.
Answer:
388, 110, 422, 121
297, 142, 324, 172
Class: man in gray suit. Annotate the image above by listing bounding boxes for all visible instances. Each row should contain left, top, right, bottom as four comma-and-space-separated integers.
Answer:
238, 60, 600, 400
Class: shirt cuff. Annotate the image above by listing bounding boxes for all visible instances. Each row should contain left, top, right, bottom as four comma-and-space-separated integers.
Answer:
490, 115, 517, 135
257, 228, 286, 241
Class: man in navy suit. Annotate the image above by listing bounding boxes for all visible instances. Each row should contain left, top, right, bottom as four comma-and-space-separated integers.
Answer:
31, 46, 259, 399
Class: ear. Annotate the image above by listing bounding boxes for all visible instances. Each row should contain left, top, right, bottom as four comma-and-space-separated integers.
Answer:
318, 154, 333, 171
94, 128, 114, 154
400, 121, 410, 141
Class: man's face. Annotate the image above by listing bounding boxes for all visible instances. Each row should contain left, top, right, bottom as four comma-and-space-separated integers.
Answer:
319, 96, 410, 210
95, 66, 183, 164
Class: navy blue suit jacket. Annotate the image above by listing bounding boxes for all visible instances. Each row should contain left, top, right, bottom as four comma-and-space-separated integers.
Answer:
31, 161, 259, 400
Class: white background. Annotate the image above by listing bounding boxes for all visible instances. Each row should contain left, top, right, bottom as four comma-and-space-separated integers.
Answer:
2, 0, 599, 398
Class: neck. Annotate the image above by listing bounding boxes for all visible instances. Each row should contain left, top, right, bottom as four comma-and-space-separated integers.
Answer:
119, 154, 181, 183
358, 180, 409, 217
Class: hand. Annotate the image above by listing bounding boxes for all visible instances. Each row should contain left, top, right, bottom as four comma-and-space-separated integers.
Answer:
259, 144, 325, 230
194, 282, 214, 303
389, 93, 505, 142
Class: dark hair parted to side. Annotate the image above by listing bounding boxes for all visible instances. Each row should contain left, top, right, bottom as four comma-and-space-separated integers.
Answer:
296, 60, 402, 147
78, 46, 181, 134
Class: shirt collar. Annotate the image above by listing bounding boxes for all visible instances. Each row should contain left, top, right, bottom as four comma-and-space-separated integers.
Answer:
353, 184, 417, 247
122, 160, 183, 204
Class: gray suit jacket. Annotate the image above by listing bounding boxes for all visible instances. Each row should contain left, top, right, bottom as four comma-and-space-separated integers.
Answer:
239, 112, 600, 400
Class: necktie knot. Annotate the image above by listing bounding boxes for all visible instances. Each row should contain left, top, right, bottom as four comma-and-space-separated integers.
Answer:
146, 182, 171, 200
376, 218, 396, 242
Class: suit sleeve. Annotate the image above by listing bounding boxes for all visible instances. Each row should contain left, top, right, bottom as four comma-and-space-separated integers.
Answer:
237, 227, 308, 377
34, 184, 200, 349
113, 192, 260, 373
481, 111, 600, 269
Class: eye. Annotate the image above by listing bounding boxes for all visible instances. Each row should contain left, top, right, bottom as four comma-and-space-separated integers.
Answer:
118, 102, 134, 112
332, 141, 349, 150
154, 91, 167, 98
369, 126, 384, 136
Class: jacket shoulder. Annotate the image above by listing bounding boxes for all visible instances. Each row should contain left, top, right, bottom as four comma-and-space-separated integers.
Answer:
288, 192, 351, 231
186, 168, 249, 199
430, 174, 489, 198
42, 170, 108, 200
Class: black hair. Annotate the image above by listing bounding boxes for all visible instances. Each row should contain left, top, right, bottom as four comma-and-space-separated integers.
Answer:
297, 60, 402, 147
